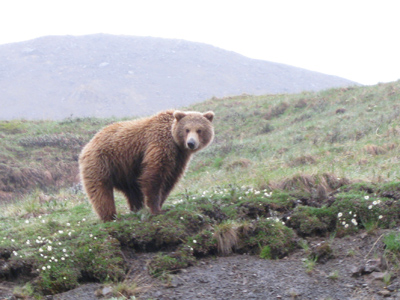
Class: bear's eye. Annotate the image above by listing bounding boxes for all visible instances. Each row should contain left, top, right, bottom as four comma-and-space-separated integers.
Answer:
186, 129, 190, 133
197, 129, 202, 134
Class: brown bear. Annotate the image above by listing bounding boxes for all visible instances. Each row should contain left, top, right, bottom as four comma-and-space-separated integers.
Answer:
79, 110, 214, 221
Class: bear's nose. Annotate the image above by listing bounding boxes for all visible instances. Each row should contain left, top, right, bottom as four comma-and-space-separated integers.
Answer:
187, 138, 197, 150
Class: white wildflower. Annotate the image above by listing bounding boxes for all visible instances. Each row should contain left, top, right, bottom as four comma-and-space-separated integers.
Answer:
337, 212, 343, 218
364, 196, 370, 200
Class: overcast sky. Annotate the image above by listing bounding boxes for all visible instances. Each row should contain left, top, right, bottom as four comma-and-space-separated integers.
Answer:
1, 0, 399, 85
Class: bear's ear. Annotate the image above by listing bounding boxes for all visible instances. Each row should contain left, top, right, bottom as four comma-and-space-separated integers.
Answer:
174, 110, 187, 121
203, 111, 214, 122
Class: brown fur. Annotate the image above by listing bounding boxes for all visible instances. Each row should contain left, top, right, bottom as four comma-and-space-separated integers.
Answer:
79, 110, 214, 221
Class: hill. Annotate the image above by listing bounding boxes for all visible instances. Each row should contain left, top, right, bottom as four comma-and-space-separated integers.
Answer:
0, 34, 357, 120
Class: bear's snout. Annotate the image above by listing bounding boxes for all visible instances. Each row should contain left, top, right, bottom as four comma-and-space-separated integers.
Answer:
187, 138, 197, 150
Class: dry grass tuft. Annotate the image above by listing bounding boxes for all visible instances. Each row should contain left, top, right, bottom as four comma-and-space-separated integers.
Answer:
226, 158, 252, 170
335, 108, 346, 114
213, 222, 239, 255
294, 98, 308, 109
275, 173, 350, 195
288, 155, 317, 167
264, 102, 290, 120
363, 144, 387, 156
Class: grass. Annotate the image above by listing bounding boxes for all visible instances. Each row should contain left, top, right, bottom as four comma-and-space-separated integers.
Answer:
1, 80, 400, 297
303, 257, 318, 274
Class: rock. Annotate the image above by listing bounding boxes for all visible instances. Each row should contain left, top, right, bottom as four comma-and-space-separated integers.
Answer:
377, 290, 391, 297
352, 258, 388, 277
351, 265, 364, 277
198, 278, 209, 283
387, 282, 400, 291
101, 286, 113, 296
369, 272, 386, 281
365, 259, 382, 273
94, 285, 113, 297
154, 291, 163, 297
169, 276, 183, 288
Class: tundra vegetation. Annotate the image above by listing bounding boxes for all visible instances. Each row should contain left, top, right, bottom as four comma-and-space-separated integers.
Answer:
1, 80, 400, 298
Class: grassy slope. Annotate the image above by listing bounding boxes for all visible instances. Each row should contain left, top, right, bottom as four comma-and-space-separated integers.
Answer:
184, 80, 400, 190
1, 80, 400, 297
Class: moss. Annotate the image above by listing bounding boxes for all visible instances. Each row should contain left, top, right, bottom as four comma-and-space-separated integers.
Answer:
148, 247, 196, 278
238, 218, 297, 258
288, 206, 336, 237
189, 230, 217, 257
260, 245, 272, 259
31, 224, 125, 295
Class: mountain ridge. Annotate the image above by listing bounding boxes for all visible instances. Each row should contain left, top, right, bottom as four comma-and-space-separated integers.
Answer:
0, 34, 358, 120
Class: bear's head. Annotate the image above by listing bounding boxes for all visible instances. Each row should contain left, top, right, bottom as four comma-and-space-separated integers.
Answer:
172, 110, 214, 152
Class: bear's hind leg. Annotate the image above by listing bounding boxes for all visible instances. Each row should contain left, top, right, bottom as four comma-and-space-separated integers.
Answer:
84, 182, 117, 222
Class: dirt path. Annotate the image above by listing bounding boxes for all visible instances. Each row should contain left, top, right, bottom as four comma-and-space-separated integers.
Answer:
137, 232, 399, 300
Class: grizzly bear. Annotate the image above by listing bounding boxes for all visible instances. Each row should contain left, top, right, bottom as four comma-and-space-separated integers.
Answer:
79, 110, 214, 221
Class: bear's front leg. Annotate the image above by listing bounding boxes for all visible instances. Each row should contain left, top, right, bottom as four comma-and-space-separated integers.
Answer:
143, 185, 163, 214
139, 170, 164, 214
